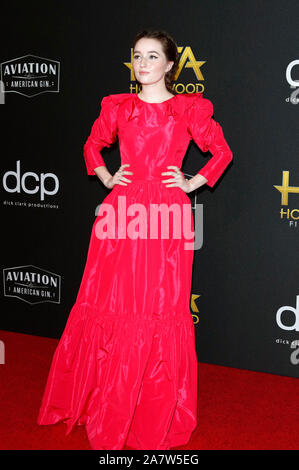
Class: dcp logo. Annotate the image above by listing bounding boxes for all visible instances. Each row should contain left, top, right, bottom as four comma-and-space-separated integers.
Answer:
276, 295, 299, 331
2, 160, 59, 201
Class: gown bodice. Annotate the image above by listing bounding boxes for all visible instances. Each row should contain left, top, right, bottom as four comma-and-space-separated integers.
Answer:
83, 92, 233, 188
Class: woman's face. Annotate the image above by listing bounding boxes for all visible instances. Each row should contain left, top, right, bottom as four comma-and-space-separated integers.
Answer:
133, 38, 173, 88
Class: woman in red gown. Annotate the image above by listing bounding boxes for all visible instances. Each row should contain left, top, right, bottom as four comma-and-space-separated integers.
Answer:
37, 30, 233, 450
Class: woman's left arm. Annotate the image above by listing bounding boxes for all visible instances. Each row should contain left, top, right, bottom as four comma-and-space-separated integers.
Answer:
186, 95, 233, 191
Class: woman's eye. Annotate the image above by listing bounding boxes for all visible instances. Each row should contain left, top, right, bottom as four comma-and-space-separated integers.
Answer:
133, 55, 158, 60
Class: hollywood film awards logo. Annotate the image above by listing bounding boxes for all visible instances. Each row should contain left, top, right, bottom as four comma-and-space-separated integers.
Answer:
0, 54, 60, 98
274, 170, 299, 227
3, 265, 61, 304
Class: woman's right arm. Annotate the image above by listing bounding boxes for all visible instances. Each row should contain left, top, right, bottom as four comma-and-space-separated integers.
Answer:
83, 95, 118, 176
94, 165, 113, 187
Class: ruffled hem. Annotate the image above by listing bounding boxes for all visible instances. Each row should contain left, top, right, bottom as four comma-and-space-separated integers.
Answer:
37, 301, 198, 450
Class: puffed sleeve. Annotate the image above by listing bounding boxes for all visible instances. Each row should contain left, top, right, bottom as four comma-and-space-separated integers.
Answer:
83, 95, 118, 175
186, 94, 233, 187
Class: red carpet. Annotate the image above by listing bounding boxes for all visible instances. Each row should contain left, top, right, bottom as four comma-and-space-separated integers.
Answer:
0, 329, 298, 450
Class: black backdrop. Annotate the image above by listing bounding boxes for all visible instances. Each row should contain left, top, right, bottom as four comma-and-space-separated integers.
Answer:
1, 0, 298, 378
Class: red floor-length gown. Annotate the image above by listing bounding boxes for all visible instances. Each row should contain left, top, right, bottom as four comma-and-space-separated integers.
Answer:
37, 92, 233, 450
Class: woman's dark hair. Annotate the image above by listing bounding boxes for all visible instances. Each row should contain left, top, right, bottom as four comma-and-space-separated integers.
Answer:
132, 30, 179, 95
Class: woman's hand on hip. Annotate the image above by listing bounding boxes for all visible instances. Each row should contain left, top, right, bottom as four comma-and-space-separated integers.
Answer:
106, 164, 133, 189
161, 166, 191, 193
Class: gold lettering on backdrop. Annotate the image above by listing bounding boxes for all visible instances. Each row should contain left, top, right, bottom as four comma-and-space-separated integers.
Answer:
274, 171, 299, 223
274, 171, 299, 206
174, 47, 206, 81
191, 294, 200, 324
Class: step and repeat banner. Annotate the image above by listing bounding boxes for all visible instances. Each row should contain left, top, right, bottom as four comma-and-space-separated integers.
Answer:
1, 1, 298, 378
